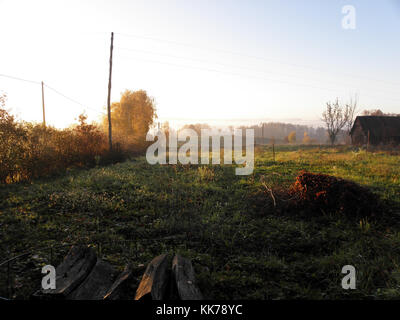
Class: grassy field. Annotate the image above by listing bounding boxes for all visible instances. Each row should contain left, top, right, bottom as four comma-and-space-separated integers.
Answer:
1, 145, 400, 299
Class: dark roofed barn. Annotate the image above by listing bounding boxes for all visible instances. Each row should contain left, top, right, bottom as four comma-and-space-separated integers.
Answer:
350, 116, 400, 146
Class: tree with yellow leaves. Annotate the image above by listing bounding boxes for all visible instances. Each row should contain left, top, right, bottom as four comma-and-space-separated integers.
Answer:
103, 89, 157, 145
288, 131, 296, 144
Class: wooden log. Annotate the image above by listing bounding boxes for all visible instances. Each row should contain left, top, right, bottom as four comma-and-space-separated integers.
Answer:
41, 246, 97, 298
134, 254, 171, 300
67, 259, 117, 300
104, 265, 133, 300
103, 264, 143, 300
172, 255, 203, 300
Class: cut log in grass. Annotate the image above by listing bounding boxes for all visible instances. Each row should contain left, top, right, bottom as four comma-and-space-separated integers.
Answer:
134, 254, 171, 300
172, 255, 203, 300
67, 259, 117, 300
104, 264, 142, 300
42, 246, 97, 298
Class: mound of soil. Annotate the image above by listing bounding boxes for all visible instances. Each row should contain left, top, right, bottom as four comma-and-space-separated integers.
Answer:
290, 171, 379, 217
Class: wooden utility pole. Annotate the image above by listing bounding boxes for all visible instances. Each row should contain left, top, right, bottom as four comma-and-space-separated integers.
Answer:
107, 32, 114, 151
41, 81, 46, 127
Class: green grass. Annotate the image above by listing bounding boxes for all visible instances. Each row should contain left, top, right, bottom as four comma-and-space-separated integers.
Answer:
1, 145, 400, 299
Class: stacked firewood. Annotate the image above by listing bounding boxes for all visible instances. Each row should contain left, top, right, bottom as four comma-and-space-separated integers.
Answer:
34, 246, 203, 300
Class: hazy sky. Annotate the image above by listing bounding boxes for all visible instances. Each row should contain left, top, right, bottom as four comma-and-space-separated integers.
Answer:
0, 0, 399, 128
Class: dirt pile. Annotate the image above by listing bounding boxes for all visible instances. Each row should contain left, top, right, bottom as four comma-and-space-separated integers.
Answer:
290, 171, 379, 216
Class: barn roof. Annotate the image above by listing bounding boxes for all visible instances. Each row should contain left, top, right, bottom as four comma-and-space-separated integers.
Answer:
350, 116, 400, 138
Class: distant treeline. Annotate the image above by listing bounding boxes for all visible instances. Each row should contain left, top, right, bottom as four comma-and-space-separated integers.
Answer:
242, 122, 329, 144
175, 122, 334, 144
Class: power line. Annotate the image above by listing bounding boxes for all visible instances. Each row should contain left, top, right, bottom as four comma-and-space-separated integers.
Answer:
0, 72, 106, 116
43, 83, 104, 114
117, 54, 400, 103
116, 54, 346, 91
116, 47, 400, 97
0, 73, 41, 85
115, 32, 400, 88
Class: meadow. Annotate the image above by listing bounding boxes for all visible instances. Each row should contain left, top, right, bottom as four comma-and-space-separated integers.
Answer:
1, 145, 400, 299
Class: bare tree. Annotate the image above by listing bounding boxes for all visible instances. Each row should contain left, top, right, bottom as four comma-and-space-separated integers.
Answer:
322, 98, 347, 145
344, 94, 358, 138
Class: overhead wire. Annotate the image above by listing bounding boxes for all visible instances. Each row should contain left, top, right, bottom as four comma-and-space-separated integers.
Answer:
116, 54, 400, 103
0, 73, 106, 115
116, 46, 400, 97
115, 32, 400, 88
